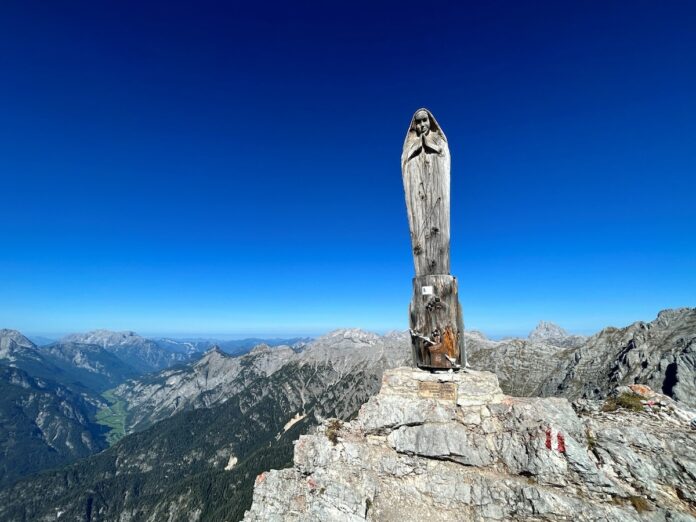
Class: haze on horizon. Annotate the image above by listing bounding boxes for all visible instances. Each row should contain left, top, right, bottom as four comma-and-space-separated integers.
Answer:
1, 1, 695, 339
18, 322, 582, 344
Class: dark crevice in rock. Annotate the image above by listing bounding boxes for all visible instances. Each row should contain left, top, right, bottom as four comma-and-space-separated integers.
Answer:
661, 362, 678, 397
366, 421, 425, 436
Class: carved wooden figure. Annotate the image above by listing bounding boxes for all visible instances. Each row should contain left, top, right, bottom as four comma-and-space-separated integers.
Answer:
402, 108, 465, 370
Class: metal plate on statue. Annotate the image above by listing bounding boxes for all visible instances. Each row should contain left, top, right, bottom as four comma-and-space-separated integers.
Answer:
421, 286, 434, 295
417, 381, 457, 401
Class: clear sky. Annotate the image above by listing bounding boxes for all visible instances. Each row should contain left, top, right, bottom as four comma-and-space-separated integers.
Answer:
1, 1, 694, 338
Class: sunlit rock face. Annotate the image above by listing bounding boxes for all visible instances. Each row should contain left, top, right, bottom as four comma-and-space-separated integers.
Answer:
109, 329, 411, 433
466, 308, 696, 408
244, 368, 696, 522
61, 329, 188, 372
0, 329, 38, 360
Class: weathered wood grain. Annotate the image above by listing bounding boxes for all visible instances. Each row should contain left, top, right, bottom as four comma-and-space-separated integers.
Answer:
402, 109, 463, 370
401, 110, 451, 276
408, 274, 461, 369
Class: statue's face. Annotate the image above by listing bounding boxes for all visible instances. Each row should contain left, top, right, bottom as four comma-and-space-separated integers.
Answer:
414, 111, 430, 136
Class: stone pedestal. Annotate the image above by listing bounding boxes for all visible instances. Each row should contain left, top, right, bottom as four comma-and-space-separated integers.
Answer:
379, 366, 503, 407
244, 366, 696, 522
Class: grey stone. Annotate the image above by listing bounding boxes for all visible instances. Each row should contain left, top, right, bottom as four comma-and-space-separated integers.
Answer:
388, 422, 495, 466
244, 367, 696, 522
468, 308, 696, 409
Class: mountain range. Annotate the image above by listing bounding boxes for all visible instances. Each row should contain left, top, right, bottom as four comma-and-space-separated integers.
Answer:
467, 307, 695, 407
0, 308, 694, 520
0, 328, 315, 489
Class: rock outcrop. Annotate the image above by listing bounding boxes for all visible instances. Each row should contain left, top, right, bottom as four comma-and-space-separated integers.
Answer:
543, 308, 696, 407
244, 367, 696, 521
467, 308, 696, 408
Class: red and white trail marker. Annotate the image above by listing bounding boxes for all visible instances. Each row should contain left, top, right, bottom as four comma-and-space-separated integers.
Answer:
545, 427, 566, 453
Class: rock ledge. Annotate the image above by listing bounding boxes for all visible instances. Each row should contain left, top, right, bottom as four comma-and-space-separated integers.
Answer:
244, 368, 696, 521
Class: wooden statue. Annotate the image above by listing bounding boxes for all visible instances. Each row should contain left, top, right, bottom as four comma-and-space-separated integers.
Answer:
402, 108, 465, 370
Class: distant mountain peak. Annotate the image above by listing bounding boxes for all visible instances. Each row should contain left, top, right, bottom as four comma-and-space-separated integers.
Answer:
249, 343, 272, 354
0, 329, 35, 345
62, 330, 144, 345
0, 329, 37, 358
465, 329, 488, 341
60, 330, 187, 373
195, 345, 229, 366
528, 321, 570, 342
201, 345, 227, 358
318, 328, 381, 345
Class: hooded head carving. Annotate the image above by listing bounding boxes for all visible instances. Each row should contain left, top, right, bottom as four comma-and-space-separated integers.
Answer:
401, 108, 448, 169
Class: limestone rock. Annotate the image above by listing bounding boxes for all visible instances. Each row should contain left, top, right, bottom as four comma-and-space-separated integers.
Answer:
467, 308, 696, 409
244, 367, 696, 521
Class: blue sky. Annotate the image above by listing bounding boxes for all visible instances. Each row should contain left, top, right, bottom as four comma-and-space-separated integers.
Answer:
1, 1, 694, 338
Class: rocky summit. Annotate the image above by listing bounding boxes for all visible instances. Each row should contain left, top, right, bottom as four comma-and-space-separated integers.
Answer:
527, 321, 587, 348
244, 367, 696, 521
467, 308, 696, 408
1, 311, 694, 520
